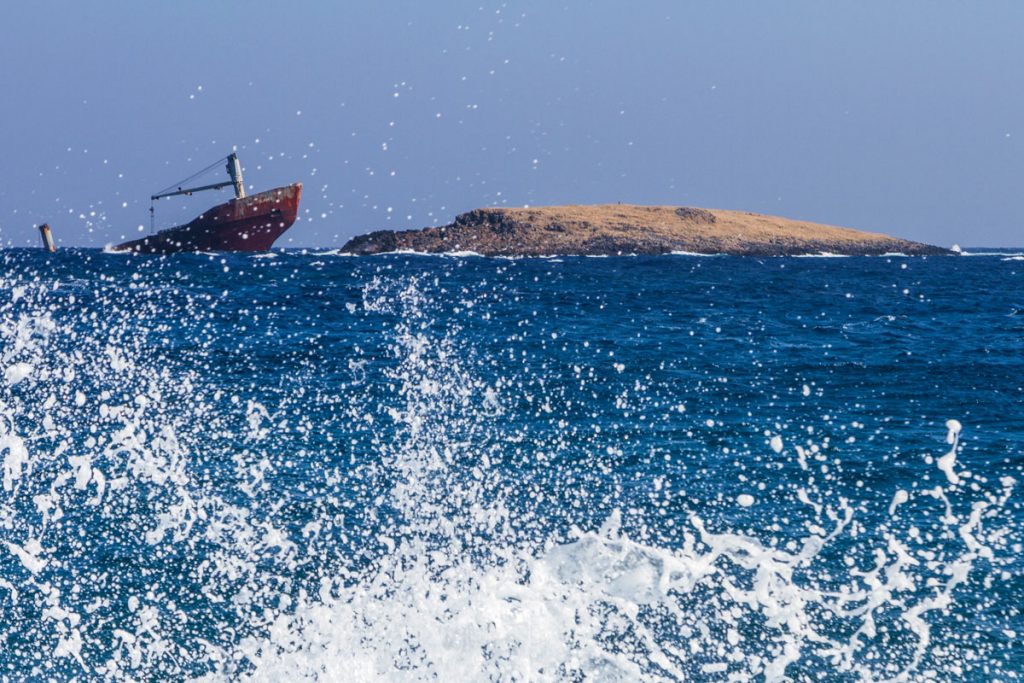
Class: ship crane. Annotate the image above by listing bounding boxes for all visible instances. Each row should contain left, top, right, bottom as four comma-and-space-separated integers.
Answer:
149, 153, 246, 232
151, 153, 246, 201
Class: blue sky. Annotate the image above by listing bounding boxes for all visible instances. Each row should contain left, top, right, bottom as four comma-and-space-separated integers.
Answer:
1, 1, 1021, 247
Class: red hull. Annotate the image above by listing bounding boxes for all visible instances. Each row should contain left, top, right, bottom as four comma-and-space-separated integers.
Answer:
113, 183, 302, 254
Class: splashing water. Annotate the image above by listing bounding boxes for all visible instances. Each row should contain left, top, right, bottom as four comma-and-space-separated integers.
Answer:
0, 250, 1021, 680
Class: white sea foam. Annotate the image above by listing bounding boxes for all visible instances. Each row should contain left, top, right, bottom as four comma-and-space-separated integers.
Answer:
374, 249, 489, 257
0, 280, 300, 678
370, 249, 443, 257
244, 482, 1009, 681
0, 273, 1016, 681
311, 249, 356, 256
443, 250, 486, 257
889, 489, 910, 515
3, 362, 33, 386
937, 419, 963, 485
235, 279, 1017, 682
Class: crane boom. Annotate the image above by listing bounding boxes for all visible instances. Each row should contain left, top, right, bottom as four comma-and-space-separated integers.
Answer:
150, 153, 246, 201
151, 180, 235, 201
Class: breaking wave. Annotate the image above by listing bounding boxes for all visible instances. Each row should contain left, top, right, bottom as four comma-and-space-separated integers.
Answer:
0, 253, 1020, 680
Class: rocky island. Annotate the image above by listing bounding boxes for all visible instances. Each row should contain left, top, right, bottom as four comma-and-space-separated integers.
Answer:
339, 204, 950, 257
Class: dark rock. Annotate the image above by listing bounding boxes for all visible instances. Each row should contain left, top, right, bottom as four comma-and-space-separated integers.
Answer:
675, 207, 717, 224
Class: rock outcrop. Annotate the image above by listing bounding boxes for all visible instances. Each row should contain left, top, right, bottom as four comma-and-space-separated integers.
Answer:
340, 204, 950, 257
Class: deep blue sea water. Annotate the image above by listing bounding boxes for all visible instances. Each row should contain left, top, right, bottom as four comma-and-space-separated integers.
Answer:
0, 249, 1021, 681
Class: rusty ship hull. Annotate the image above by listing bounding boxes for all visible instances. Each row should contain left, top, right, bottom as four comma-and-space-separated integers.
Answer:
113, 183, 302, 254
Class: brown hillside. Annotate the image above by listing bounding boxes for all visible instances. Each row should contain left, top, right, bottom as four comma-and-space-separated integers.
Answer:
340, 204, 949, 257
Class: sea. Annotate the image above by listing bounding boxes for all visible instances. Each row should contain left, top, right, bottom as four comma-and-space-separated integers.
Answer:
0, 248, 1021, 681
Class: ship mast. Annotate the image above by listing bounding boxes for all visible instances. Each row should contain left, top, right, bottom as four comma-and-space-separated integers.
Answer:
226, 153, 246, 199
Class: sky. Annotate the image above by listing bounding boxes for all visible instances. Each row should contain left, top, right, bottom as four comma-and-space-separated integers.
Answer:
1, 1, 1022, 248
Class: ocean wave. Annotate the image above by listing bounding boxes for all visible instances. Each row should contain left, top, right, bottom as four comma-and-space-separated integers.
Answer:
0, 258, 1018, 680
310, 249, 357, 256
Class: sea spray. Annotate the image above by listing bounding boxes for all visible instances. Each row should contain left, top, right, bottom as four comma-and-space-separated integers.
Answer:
0, 252, 1019, 680
240, 276, 1020, 681
0, 275, 311, 677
